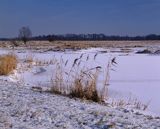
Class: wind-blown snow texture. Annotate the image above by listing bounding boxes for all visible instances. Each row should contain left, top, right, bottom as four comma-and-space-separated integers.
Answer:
0, 80, 160, 129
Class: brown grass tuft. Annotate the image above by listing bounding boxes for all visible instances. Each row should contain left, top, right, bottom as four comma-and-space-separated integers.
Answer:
69, 70, 101, 102
70, 79, 84, 98
0, 53, 18, 75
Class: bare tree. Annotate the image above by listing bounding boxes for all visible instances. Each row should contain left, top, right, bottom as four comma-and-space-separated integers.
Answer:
19, 26, 32, 45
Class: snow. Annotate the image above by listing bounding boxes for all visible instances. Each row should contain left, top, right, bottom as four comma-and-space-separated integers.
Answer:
0, 47, 160, 116
1, 80, 160, 128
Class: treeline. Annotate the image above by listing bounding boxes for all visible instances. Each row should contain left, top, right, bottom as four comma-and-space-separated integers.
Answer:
32, 34, 160, 41
1, 34, 160, 41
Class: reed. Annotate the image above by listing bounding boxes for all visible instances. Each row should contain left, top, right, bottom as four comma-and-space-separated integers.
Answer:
0, 53, 17, 75
50, 54, 116, 102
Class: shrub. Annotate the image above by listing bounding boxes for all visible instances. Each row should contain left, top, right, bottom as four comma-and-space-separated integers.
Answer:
0, 54, 17, 75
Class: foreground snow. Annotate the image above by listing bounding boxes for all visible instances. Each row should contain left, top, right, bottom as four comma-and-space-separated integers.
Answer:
0, 80, 160, 129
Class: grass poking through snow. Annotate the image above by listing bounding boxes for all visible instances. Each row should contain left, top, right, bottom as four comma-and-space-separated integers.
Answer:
50, 54, 116, 102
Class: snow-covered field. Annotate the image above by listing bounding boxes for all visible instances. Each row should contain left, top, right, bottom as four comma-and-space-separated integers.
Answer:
1, 80, 160, 129
1, 46, 160, 116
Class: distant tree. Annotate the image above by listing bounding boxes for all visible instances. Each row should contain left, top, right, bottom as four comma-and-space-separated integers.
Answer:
18, 26, 32, 45
145, 34, 159, 40
47, 35, 54, 42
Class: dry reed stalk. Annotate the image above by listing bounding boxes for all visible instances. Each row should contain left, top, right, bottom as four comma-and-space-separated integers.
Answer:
50, 55, 116, 103
94, 53, 98, 60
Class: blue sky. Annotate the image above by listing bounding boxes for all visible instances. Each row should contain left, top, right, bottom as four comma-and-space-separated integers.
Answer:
0, 0, 160, 37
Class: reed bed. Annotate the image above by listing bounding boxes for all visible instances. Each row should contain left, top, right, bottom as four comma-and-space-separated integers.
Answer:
50, 53, 116, 102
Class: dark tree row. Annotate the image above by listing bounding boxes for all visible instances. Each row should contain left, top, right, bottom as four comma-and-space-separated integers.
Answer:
1, 28, 160, 42
32, 34, 160, 41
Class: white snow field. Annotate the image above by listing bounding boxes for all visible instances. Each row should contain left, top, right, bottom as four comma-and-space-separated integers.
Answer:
0, 46, 160, 116
1, 80, 160, 129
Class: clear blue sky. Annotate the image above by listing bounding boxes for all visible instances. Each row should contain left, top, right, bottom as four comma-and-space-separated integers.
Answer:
0, 0, 160, 38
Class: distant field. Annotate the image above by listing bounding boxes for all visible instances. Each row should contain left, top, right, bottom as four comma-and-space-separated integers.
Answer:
0, 40, 160, 49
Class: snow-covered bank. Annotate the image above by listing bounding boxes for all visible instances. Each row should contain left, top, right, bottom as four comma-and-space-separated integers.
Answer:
0, 80, 160, 129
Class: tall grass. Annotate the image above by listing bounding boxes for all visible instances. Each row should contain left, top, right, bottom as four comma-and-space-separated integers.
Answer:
69, 68, 100, 102
50, 54, 116, 102
51, 59, 65, 94
0, 53, 18, 75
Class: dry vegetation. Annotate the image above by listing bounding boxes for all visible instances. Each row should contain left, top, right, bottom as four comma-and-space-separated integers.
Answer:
109, 98, 149, 111
0, 53, 17, 75
70, 69, 100, 102
50, 54, 116, 102
24, 54, 34, 63
0, 40, 160, 50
